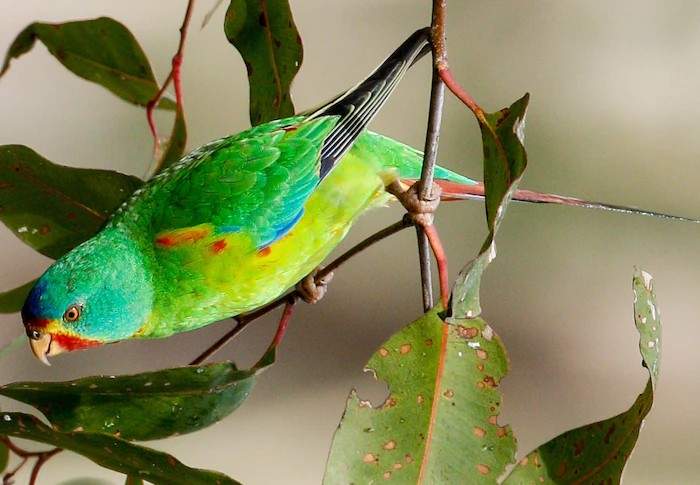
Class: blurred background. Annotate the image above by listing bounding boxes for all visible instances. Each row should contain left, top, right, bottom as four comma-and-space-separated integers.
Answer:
2, 1, 700, 483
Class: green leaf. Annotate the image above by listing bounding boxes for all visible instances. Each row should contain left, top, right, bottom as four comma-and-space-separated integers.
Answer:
0, 412, 239, 485
224, 0, 303, 125
503, 268, 661, 484
0, 358, 269, 441
451, 94, 530, 319
0, 145, 142, 259
324, 307, 515, 484
0, 279, 34, 314
324, 95, 531, 484
157, 105, 188, 173
125, 476, 144, 485
1, 17, 175, 109
0, 436, 8, 474
0, 335, 27, 361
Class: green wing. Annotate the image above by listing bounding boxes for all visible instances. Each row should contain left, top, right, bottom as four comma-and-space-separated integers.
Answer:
109, 28, 431, 249
147, 116, 337, 248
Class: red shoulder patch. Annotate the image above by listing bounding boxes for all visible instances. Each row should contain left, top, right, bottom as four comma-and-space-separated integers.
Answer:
155, 226, 212, 248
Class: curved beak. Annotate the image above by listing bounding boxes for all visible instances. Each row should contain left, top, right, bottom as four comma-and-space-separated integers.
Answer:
28, 332, 52, 366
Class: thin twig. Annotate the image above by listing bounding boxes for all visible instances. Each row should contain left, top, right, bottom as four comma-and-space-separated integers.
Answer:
413, 0, 449, 310
146, 0, 196, 161
439, 68, 485, 121
28, 448, 61, 485
415, 228, 433, 311
0, 438, 49, 458
189, 217, 414, 365
1, 437, 62, 485
3, 456, 28, 485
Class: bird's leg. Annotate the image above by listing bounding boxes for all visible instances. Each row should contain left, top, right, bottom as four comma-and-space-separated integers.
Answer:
296, 266, 335, 304
385, 180, 449, 309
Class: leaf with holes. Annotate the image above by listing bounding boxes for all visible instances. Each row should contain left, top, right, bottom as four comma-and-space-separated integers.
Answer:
0, 353, 273, 441
503, 268, 661, 484
0, 412, 239, 484
1, 17, 174, 109
0, 279, 34, 314
323, 308, 516, 484
451, 94, 529, 319
0, 145, 142, 259
224, 0, 303, 125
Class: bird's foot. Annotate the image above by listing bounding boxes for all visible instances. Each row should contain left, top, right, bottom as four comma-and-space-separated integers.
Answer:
385, 179, 442, 226
385, 179, 449, 309
296, 267, 334, 304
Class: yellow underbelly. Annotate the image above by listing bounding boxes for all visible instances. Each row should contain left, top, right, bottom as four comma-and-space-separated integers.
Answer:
143, 149, 393, 337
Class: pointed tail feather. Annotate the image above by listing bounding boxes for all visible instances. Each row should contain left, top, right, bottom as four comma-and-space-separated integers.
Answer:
410, 180, 700, 223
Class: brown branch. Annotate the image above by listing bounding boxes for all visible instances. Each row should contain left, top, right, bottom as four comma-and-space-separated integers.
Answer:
411, 0, 450, 311
146, 0, 196, 164
1, 437, 61, 485
28, 448, 61, 485
189, 217, 414, 365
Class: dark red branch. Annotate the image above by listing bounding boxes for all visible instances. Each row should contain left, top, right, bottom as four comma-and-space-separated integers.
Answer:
146, 0, 196, 161
28, 448, 61, 485
1, 437, 62, 485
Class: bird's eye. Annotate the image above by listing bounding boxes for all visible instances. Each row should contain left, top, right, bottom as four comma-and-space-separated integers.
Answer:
63, 305, 81, 322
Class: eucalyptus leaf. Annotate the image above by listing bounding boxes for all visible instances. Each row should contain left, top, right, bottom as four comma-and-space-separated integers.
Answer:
0, 279, 34, 314
224, 0, 303, 125
0, 412, 239, 485
503, 268, 661, 484
324, 308, 515, 484
0, 145, 142, 259
0, 436, 8, 474
1, 17, 175, 109
451, 94, 529, 319
0, 358, 269, 441
0, 335, 27, 361
157, 105, 188, 174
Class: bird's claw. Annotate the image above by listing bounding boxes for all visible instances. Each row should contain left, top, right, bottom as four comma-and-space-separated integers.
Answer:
386, 180, 442, 227
296, 268, 334, 304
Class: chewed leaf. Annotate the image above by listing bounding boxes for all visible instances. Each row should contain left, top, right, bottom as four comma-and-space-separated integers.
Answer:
224, 0, 303, 125
0, 279, 34, 314
451, 94, 529, 319
633, 267, 661, 387
0, 359, 269, 441
1, 17, 174, 109
0, 145, 141, 259
0, 412, 239, 484
323, 309, 516, 484
503, 268, 662, 484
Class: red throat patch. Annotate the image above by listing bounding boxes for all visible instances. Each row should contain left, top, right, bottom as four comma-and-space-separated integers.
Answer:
52, 333, 101, 352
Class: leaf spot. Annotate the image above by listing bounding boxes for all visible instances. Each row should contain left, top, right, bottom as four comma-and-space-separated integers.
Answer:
363, 453, 378, 464
457, 326, 479, 339
477, 464, 490, 475
399, 343, 412, 354
473, 426, 486, 438
383, 440, 396, 450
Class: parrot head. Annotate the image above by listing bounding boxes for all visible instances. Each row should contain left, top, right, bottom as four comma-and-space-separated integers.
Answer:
21, 229, 153, 365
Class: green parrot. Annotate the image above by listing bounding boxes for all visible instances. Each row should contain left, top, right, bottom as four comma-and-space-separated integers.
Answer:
20, 28, 694, 364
